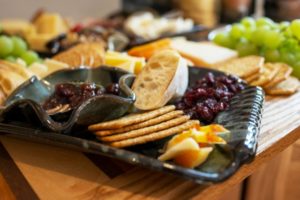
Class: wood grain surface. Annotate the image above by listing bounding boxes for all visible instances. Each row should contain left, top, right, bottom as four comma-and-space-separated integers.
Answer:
1, 92, 300, 200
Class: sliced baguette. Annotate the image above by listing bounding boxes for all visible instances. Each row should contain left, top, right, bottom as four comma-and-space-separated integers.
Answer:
132, 49, 188, 110
0, 86, 6, 106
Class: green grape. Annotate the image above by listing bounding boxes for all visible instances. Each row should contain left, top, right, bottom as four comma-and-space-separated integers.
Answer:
213, 32, 226, 45
20, 51, 39, 65
281, 38, 298, 51
230, 24, 245, 39
241, 17, 256, 29
11, 36, 27, 57
5, 56, 16, 62
256, 17, 275, 28
280, 52, 296, 66
263, 30, 282, 49
0, 36, 13, 58
294, 51, 300, 60
250, 27, 268, 46
264, 49, 280, 62
290, 19, 300, 40
279, 21, 290, 31
292, 62, 300, 78
236, 41, 258, 56
284, 27, 294, 38
213, 32, 235, 48
243, 27, 254, 40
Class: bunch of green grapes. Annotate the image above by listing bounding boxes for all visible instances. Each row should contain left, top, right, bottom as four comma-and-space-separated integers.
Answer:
0, 35, 40, 65
212, 17, 300, 78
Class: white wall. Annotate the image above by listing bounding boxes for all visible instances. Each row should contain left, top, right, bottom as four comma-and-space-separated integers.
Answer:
0, 0, 120, 20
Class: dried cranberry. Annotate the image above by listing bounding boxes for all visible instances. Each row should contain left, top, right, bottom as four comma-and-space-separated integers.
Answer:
175, 73, 244, 123
80, 83, 96, 91
106, 83, 120, 95
184, 91, 197, 100
185, 109, 197, 119
206, 88, 215, 97
195, 88, 208, 97
198, 106, 214, 122
204, 98, 217, 110
43, 82, 121, 111
55, 83, 78, 97
183, 97, 194, 107
228, 84, 237, 93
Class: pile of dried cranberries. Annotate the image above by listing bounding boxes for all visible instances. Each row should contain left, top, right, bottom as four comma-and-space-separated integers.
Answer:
176, 73, 245, 123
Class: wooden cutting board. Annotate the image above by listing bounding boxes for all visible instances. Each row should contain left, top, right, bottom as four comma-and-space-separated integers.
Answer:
1, 92, 300, 200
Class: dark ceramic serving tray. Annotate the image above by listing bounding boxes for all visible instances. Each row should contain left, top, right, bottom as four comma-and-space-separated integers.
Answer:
0, 67, 264, 184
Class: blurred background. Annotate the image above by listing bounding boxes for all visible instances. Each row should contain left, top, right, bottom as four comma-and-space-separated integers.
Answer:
1, 1, 300, 200
0, 0, 120, 20
1, 0, 300, 26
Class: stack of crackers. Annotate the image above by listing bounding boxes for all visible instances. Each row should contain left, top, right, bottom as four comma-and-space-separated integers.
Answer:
88, 105, 199, 148
213, 56, 300, 95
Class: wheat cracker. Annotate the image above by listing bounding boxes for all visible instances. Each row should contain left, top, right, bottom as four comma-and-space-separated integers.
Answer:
250, 63, 280, 86
108, 120, 200, 148
96, 110, 184, 136
99, 115, 190, 142
88, 105, 176, 131
265, 76, 300, 95
264, 63, 293, 88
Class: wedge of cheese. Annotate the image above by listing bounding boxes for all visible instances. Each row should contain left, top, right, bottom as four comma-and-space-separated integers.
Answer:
132, 49, 188, 110
0, 19, 34, 36
171, 39, 237, 67
105, 51, 145, 74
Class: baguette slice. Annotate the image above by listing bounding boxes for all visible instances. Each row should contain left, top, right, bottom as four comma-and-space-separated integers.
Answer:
0, 86, 6, 106
132, 49, 188, 110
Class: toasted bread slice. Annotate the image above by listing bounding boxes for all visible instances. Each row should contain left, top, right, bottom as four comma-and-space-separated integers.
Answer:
0, 86, 6, 105
214, 56, 264, 78
265, 76, 299, 95
132, 49, 188, 110
264, 63, 293, 88
250, 63, 280, 86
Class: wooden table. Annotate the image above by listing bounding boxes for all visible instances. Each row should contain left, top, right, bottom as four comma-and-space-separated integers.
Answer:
1, 92, 300, 200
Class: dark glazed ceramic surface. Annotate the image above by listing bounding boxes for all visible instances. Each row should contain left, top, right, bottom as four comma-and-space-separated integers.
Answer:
1, 66, 135, 133
0, 67, 264, 183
